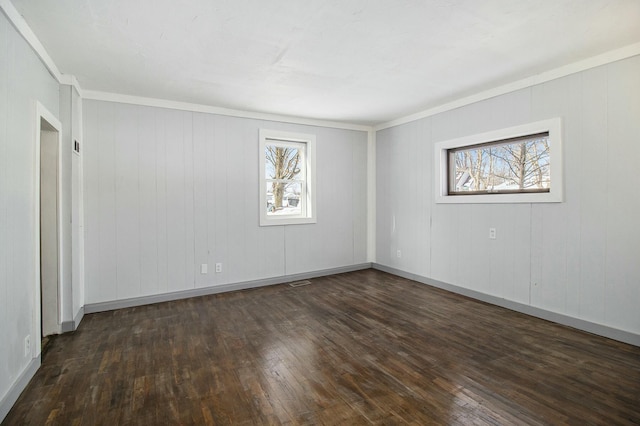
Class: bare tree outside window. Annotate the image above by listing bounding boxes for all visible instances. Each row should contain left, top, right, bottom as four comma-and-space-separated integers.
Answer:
260, 129, 316, 225
449, 133, 550, 194
265, 142, 303, 215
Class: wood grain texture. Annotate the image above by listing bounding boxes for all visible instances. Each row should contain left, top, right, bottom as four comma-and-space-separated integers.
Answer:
4, 269, 639, 425
375, 55, 640, 337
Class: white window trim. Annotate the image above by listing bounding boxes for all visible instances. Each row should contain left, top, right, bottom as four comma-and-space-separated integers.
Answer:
259, 129, 317, 226
434, 118, 563, 204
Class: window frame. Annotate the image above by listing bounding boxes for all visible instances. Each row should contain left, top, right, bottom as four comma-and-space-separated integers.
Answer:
259, 129, 317, 226
434, 118, 563, 204
447, 131, 551, 196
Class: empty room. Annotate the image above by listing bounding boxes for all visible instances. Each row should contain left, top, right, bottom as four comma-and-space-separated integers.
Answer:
1, 0, 639, 424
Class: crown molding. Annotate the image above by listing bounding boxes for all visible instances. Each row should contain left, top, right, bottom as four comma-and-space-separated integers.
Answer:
83, 90, 372, 132
375, 41, 640, 131
1, 0, 61, 80
59, 74, 83, 97
1, 0, 83, 96
4, 0, 639, 133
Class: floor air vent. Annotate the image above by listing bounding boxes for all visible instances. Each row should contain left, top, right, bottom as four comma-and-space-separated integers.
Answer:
289, 280, 312, 287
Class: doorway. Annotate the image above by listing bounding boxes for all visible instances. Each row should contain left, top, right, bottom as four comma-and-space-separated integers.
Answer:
35, 102, 63, 353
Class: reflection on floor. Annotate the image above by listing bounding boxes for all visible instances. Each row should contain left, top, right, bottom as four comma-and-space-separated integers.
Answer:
4, 269, 640, 424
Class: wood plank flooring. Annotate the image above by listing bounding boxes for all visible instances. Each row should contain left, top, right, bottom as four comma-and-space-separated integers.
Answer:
3, 269, 640, 425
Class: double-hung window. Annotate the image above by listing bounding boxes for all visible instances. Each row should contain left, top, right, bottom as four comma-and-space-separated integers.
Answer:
259, 129, 316, 226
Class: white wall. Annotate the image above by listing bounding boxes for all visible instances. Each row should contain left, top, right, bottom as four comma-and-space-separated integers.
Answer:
376, 55, 640, 337
58, 86, 72, 324
72, 89, 84, 319
0, 8, 60, 414
82, 100, 368, 304
60, 84, 84, 325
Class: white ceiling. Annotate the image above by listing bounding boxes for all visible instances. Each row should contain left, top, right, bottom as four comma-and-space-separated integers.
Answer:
10, 0, 640, 125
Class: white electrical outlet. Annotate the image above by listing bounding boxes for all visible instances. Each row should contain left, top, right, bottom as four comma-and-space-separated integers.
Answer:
397, 250, 402, 258
200, 264, 208, 274
489, 228, 497, 239
215, 263, 222, 273
24, 335, 30, 357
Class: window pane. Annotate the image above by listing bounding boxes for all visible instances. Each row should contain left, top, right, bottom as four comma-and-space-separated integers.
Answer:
449, 134, 550, 194
266, 181, 302, 216
260, 129, 316, 226
265, 144, 302, 180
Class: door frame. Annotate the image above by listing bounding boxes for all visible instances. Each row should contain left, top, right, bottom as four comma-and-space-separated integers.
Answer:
32, 101, 63, 357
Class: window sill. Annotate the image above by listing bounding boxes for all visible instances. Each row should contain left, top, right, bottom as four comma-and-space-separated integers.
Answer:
434, 118, 563, 204
259, 216, 317, 226
435, 191, 562, 204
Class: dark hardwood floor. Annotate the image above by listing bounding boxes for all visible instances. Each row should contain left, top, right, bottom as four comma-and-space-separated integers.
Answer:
3, 269, 640, 425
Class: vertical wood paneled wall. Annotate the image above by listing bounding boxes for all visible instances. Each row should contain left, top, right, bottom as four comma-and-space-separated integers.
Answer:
376, 56, 640, 336
82, 101, 368, 304
59, 85, 84, 325
0, 10, 60, 412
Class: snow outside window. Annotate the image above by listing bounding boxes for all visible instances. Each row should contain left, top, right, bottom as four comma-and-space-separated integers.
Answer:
448, 132, 551, 195
434, 118, 563, 204
259, 129, 316, 226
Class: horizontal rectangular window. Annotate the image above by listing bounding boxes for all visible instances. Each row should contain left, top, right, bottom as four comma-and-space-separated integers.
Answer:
434, 118, 562, 204
448, 132, 550, 195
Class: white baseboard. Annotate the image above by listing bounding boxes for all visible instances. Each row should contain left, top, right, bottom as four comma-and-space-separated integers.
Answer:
73, 306, 84, 329
373, 263, 640, 347
0, 355, 41, 423
4, 263, 637, 424
85, 263, 372, 314
61, 306, 85, 332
